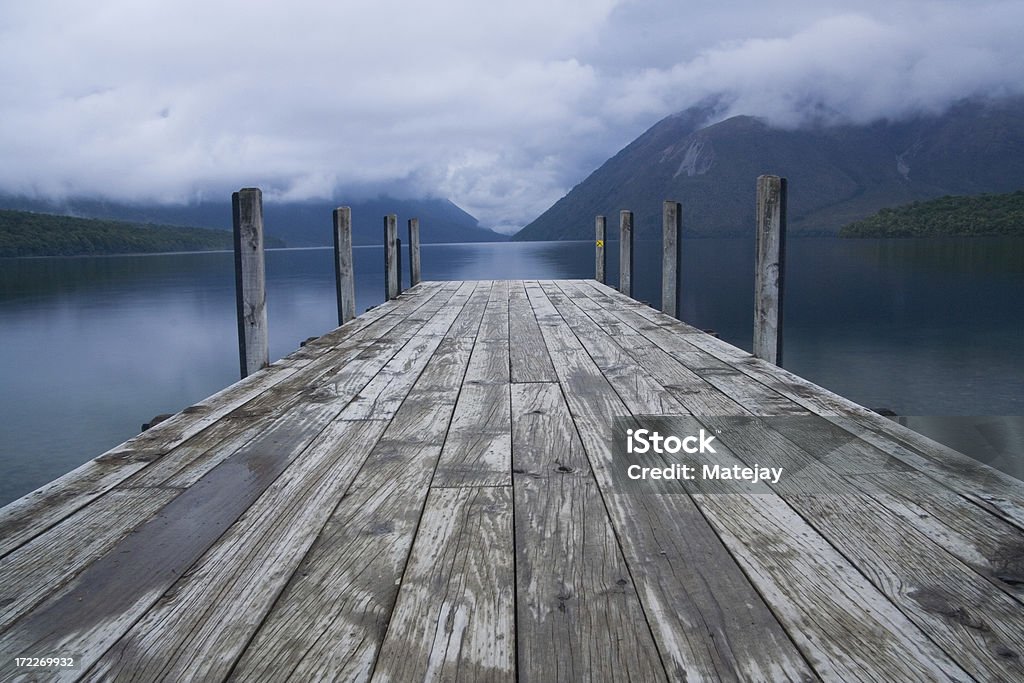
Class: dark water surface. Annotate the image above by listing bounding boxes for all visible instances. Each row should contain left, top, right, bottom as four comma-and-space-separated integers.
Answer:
1, 237, 1021, 504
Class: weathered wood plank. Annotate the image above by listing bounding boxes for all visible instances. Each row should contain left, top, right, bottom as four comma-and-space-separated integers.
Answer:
370, 486, 515, 682
446, 280, 491, 338
231, 330, 474, 681
508, 281, 557, 383
478, 279, 509, 343
511, 383, 667, 682
433, 381, 511, 487
0, 488, 180, 633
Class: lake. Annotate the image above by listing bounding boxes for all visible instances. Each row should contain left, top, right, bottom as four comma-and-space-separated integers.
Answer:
1, 237, 1022, 505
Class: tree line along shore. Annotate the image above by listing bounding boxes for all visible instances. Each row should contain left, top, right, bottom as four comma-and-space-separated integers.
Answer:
0, 209, 285, 258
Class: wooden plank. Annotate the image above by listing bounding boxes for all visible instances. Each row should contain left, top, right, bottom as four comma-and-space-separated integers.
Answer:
370, 486, 515, 682
478, 279, 509, 342
0, 282, 448, 560
511, 383, 666, 682
525, 283, 814, 681
0, 488, 180, 633
232, 334, 474, 681
433, 380, 511, 487
446, 280, 491, 338
508, 281, 557, 383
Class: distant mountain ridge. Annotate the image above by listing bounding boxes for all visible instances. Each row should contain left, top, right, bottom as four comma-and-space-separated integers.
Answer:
513, 97, 1024, 241
0, 195, 506, 247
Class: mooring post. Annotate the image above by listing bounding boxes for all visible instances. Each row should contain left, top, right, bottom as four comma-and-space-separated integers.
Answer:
384, 214, 398, 301
754, 175, 787, 365
397, 238, 403, 296
595, 215, 607, 283
408, 218, 421, 287
333, 206, 356, 325
232, 188, 269, 379
619, 210, 634, 297
662, 200, 682, 318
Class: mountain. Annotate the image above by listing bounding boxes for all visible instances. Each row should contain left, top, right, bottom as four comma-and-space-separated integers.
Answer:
0, 195, 506, 247
513, 97, 1024, 241
840, 191, 1024, 237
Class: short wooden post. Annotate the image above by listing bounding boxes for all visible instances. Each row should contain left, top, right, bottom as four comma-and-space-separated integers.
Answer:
662, 200, 682, 318
595, 216, 607, 283
232, 188, 269, 379
408, 218, 421, 286
619, 210, 633, 297
384, 214, 398, 301
754, 175, 787, 365
333, 206, 356, 325
396, 238, 403, 295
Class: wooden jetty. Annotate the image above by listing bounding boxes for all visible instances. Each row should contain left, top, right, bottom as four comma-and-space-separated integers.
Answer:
2, 182, 1024, 681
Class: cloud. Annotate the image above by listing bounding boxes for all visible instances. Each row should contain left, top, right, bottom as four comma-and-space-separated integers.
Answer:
1, 0, 1022, 233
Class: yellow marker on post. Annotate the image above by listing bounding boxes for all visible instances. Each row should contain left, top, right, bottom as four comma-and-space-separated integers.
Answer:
596, 240, 604, 247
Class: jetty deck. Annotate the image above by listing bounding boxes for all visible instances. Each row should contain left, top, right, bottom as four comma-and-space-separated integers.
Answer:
2, 279, 1023, 681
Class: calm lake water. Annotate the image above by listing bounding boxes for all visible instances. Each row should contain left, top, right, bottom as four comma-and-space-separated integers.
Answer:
1, 237, 1022, 505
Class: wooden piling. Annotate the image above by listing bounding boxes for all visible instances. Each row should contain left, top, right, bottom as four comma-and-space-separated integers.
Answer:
232, 188, 269, 379
619, 210, 633, 297
408, 218, 421, 287
397, 238, 403, 296
333, 206, 356, 325
384, 214, 398, 301
662, 201, 682, 319
754, 175, 787, 365
595, 216, 607, 283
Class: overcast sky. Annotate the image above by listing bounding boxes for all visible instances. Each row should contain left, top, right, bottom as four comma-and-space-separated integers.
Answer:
2, 0, 1022, 232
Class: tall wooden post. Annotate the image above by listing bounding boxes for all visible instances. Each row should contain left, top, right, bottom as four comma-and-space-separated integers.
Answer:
619, 210, 633, 297
754, 175, 787, 365
595, 215, 607, 283
333, 206, 356, 325
408, 218, 421, 286
232, 188, 269, 379
662, 200, 682, 318
384, 214, 398, 301
396, 238, 403, 296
